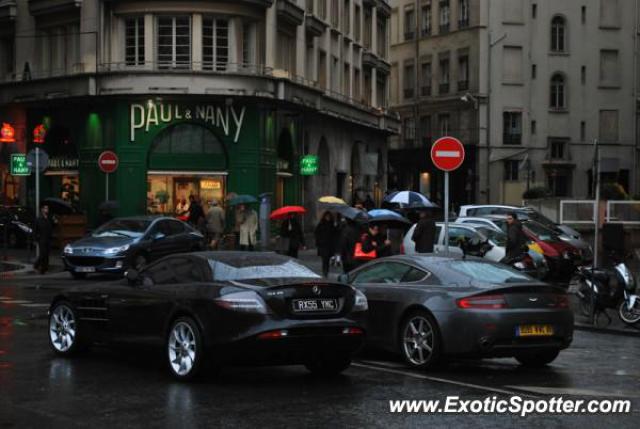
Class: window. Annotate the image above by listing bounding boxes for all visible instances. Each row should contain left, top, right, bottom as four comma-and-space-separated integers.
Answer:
318, 50, 327, 89
532, 3, 537, 18
403, 267, 430, 283
404, 62, 415, 99
550, 16, 566, 52
448, 227, 477, 246
550, 140, 566, 159
531, 120, 537, 135
458, 55, 469, 91
343, 63, 350, 95
421, 4, 432, 36
331, 0, 339, 27
352, 262, 412, 285
548, 172, 571, 197
404, 8, 416, 40
459, 0, 469, 28
439, 0, 450, 33
125, 17, 145, 66
580, 121, 586, 141
599, 50, 619, 86
439, 57, 450, 93
503, 160, 519, 181
364, 8, 372, 48
355, 5, 361, 41
419, 115, 432, 143
377, 17, 387, 57
421, 62, 432, 96
318, 0, 327, 19
403, 117, 416, 144
202, 18, 229, 71
449, 260, 530, 283
354, 68, 361, 100
157, 16, 191, 69
503, 112, 522, 145
438, 113, 450, 135
550, 74, 566, 109
599, 110, 619, 142
531, 64, 537, 79
377, 75, 387, 107
343, 0, 351, 34
210, 259, 320, 281
581, 65, 586, 84
277, 29, 296, 72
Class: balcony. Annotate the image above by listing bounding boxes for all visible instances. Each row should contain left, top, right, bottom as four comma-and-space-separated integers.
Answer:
28, 0, 82, 16
362, 51, 377, 68
421, 27, 431, 37
457, 80, 469, 91
438, 83, 449, 94
458, 18, 469, 29
404, 30, 415, 41
502, 133, 522, 145
376, 58, 391, 75
0, 0, 16, 22
277, 0, 305, 26
376, 0, 391, 17
421, 86, 431, 96
305, 13, 327, 37
543, 144, 575, 167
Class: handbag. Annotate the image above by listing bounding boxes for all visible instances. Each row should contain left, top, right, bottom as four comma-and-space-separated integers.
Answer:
354, 242, 377, 261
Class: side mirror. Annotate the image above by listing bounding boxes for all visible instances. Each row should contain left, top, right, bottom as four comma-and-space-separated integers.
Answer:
125, 269, 139, 285
337, 273, 350, 284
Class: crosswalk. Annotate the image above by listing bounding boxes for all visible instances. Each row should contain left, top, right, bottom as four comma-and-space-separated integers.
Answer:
0, 296, 49, 308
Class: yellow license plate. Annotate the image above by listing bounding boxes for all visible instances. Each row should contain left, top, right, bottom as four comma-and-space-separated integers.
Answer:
517, 325, 554, 337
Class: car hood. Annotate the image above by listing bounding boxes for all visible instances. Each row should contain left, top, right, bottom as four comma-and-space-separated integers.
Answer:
70, 235, 136, 250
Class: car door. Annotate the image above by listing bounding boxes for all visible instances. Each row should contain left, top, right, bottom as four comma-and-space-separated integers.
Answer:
147, 220, 176, 260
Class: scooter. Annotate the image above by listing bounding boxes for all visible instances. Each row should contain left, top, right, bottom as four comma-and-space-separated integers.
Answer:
575, 254, 640, 326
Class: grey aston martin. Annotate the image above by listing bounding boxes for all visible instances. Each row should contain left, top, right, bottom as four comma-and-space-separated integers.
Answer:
339, 255, 573, 369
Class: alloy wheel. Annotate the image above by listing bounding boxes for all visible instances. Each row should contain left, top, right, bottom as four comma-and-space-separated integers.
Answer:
49, 304, 77, 353
402, 316, 435, 366
168, 321, 197, 377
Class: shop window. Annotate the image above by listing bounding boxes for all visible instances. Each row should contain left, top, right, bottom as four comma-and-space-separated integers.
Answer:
203, 18, 229, 71
61, 175, 80, 203
157, 16, 191, 69
125, 17, 145, 67
147, 175, 225, 215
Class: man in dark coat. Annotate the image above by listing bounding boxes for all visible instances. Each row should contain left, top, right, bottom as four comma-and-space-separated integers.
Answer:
33, 204, 55, 274
280, 215, 305, 258
411, 211, 436, 253
506, 212, 529, 260
314, 212, 338, 277
187, 195, 205, 227
338, 219, 360, 273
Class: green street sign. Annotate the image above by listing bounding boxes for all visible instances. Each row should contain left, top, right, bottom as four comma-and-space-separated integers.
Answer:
10, 154, 30, 176
300, 155, 319, 176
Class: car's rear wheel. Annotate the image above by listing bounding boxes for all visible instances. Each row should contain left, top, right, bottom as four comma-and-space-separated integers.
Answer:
70, 272, 87, 280
167, 317, 204, 381
305, 353, 352, 376
515, 349, 560, 367
399, 310, 441, 369
49, 301, 84, 356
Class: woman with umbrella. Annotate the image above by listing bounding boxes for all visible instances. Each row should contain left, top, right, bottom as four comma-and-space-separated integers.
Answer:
229, 194, 259, 251
270, 206, 307, 258
314, 211, 338, 277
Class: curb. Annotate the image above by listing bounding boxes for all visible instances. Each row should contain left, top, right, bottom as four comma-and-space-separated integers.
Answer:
574, 323, 640, 338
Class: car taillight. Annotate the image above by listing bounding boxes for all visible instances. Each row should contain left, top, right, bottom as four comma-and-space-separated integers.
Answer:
553, 294, 570, 308
257, 330, 289, 340
215, 291, 269, 314
342, 327, 364, 335
457, 294, 508, 309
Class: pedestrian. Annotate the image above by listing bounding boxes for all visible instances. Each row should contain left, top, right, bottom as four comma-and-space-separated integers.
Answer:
412, 210, 437, 253
361, 224, 392, 259
175, 198, 189, 216
338, 219, 360, 273
506, 211, 529, 261
187, 195, 205, 227
280, 214, 305, 258
206, 199, 225, 249
315, 211, 338, 277
363, 194, 375, 211
33, 204, 55, 275
238, 204, 258, 251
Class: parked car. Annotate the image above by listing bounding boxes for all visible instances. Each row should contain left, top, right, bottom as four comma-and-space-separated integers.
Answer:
0, 205, 33, 248
339, 255, 573, 369
458, 205, 582, 240
62, 216, 205, 278
48, 252, 368, 380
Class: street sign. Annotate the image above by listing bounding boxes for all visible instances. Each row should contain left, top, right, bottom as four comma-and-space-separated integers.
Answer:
26, 148, 49, 172
300, 155, 319, 176
431, 137, 465, 256
98, 150, 119, 173
431, 137, 465, 172
10, 154, 30, 176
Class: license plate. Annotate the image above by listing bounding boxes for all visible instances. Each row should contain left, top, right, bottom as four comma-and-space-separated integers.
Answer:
517, 324, 554, 336
75, 267, 95, 273
292, 298, 338, 313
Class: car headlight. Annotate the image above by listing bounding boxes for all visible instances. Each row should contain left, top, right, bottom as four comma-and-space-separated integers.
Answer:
353, 289, 368, 312
63, 244, 73, 255
103, 244, 130, 255
215, 291, 270, 314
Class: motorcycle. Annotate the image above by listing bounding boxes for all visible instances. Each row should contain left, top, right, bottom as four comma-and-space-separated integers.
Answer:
575, 256, 640, 326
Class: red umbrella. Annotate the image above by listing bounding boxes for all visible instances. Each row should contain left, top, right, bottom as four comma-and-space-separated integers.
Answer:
270, 206, 306, 220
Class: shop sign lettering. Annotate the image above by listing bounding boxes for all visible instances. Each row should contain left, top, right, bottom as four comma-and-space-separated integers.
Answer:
130, 103, 246, 143
48, 157, 80, 170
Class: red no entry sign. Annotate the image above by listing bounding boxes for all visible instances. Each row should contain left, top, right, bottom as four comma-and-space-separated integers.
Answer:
98, 150, 119, 174
431, 137, 465, 172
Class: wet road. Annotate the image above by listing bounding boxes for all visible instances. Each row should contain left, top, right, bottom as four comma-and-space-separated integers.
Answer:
1, 274, 640, 428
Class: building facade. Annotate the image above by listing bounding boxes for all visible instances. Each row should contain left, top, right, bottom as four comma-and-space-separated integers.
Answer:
0, 0, 398, 226
389, 0, 639, 207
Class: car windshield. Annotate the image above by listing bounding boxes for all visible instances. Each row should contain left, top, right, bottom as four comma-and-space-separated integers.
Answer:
209, 260, 321, 282
477, 227, 507, 247
524, 221, 559, 241
448, 260, 532, 283
92, 219, 151, 238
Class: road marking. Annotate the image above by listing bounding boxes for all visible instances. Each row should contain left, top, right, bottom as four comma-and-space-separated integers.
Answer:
435, 150, 461, 158
353, 362, 539, 397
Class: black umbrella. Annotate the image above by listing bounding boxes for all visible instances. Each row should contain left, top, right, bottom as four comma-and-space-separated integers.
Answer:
367, 209, 411, 228
43, 197, 76, 215
330, 205, 369, 223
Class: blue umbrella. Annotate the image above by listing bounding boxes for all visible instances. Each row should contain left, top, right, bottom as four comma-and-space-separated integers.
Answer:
384, 191, 437, 208
228, 194, 258, 206
367, 209, 411, 226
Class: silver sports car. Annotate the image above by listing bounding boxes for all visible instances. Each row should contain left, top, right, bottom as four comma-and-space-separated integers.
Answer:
339, 255, 573, 369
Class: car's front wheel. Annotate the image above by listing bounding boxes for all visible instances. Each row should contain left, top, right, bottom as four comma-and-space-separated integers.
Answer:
49, 301, 85, 356
167, 317, 204, 381
399, 310, 442, 370
305, 353, 352, 376
515, 349, 560, 367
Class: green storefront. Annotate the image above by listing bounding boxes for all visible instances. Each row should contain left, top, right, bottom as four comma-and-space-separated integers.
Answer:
24, 97, 303, 225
